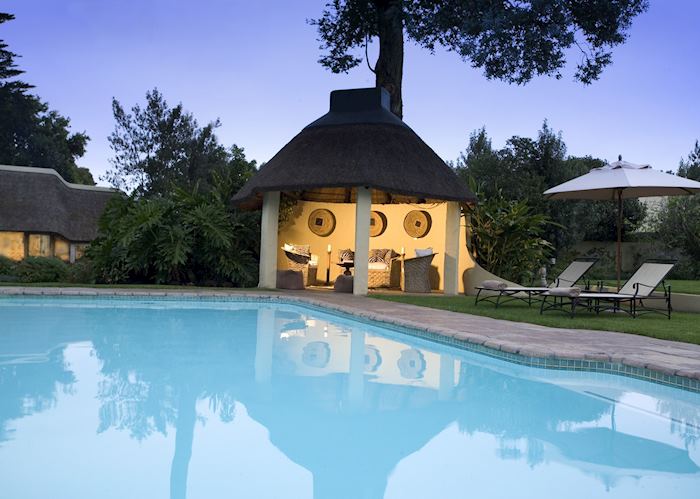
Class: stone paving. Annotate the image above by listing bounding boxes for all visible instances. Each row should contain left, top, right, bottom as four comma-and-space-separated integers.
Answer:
2, 286, 700, 381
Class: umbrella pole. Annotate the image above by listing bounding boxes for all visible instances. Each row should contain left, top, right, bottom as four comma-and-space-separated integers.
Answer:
616, 190, 623, 291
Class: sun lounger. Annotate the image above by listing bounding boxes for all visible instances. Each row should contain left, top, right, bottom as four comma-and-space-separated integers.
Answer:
474, 258, 597, 307
540, 259, 675, 318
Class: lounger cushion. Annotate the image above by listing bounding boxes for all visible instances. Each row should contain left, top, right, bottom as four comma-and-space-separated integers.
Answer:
368, 262, 389, 270
578, 292, 636, 299
548, 287, 582, 297
481, 280, 507, 290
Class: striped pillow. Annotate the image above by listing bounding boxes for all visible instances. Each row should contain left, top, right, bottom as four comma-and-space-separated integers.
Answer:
339, 249, 355, 262
368, 248, 396, 264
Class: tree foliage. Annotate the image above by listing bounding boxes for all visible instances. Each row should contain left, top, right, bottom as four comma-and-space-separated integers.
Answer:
656, 140, 700, 278
677, 140, 700, 181
311, 0, 648, 116
89, 171, 260, 286
0, 12, 93, 184
455, 124, 647, 251
105, 88, 253, 196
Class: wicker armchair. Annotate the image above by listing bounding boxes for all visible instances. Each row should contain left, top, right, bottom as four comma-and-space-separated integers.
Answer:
283, 244, 317, 285
402, 253, 437, 293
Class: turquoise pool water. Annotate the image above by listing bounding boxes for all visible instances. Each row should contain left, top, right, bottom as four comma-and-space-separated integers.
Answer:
0, 297, 699, 499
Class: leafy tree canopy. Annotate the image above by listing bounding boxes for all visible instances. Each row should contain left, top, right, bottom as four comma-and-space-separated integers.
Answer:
655, 140, 700, 278
311, 0, 649, 116
0, 12, 93, 184
454, 123, 647, 251
105, 88, 256, 197
677, 140, 700, 181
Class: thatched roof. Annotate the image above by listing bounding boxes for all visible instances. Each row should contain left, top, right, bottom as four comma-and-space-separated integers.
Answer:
233, 87, 476, 208
0, 165, 119, 241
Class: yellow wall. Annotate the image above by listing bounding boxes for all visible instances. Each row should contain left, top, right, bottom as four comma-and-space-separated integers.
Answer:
278, 200, 476, 293
0, 231, 24, 260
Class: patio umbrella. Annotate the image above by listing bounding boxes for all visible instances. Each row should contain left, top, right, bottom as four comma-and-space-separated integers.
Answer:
543, 158, 700, 289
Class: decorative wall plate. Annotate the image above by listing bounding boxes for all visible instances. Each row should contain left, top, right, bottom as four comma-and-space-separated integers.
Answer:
403, 210, 432, 238
302, 341, 331, 368
307, 209, 336, 237
397, 348, 426, 379
369, 210, 388, 237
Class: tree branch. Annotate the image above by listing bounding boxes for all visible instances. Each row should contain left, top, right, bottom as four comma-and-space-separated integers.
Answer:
365, 32, 376, 74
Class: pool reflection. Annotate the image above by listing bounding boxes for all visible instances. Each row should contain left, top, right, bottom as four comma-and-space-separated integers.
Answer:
0, 300, 699, 499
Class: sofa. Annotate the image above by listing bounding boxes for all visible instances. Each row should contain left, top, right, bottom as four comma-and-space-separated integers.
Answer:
338, 248, 399, 288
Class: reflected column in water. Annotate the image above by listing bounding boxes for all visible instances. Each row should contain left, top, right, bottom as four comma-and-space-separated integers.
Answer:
438, 354, 455, 402
348, 328, 365, 408
170, 386, 197, 499
255, 308, 276, 384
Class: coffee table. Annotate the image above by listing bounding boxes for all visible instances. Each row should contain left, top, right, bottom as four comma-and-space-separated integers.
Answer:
336, 261, 354, 276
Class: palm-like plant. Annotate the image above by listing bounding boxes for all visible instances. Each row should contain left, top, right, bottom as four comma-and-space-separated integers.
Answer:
466, 181, 555, 284
88, 175, 260, 286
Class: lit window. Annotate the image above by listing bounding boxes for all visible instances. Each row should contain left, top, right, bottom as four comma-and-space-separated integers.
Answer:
0, 231, 25, 260
75, 244, 88, 260
54, 237, 70, 262
28, 234, 51, 257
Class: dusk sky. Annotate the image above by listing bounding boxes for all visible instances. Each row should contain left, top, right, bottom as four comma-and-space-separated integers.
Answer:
4, 0, 699, 185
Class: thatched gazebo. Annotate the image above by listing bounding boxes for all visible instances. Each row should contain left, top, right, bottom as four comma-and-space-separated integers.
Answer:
233, 87, 476, 295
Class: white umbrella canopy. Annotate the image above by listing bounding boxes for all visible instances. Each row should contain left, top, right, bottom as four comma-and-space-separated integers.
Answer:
543, 159, 700, 289
543, 160, 700, 200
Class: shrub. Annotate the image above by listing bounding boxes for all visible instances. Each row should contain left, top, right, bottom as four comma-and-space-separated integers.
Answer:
14, 257, 69, 283
66, 258, 96, 284
88, 178, 260, 286
466, 189, 555, 284
0, 255, 17, 281
0, 255, 15, 274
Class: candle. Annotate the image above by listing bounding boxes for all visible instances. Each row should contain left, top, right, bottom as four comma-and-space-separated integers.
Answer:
327, 244, 332, 253
400, 246, 404, 256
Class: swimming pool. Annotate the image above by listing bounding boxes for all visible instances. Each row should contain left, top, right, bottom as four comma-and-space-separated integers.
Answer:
1, 297, 699, 499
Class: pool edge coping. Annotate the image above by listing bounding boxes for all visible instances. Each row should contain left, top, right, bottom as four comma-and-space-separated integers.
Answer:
1, 287, 699, 393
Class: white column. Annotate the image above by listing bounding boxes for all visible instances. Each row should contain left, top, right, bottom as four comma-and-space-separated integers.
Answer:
348, 328, 365, 408
254, 308, 275, 384
258, 191, 280, 289
353, 187, 371, 295
438, 354, 455, 401
443, 201, 461, 295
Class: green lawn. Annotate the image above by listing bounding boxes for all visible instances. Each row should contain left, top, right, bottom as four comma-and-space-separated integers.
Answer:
371, 294, 700, 345
602, 280, 700, 295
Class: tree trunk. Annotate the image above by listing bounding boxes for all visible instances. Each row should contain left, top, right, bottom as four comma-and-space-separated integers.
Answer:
170, 386, 197, 499
374, 0, 404, 118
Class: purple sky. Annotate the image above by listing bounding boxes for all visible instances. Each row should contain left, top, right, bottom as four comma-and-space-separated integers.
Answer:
4, 0, 699, 185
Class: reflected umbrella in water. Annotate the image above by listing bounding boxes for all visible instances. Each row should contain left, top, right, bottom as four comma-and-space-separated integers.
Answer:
454, 362, 699, 485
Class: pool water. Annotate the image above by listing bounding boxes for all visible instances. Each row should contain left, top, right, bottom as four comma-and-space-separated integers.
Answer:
1, 297, 699, 499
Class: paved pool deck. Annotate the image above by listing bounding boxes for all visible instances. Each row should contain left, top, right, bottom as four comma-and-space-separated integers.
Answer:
2, 286, 700, 382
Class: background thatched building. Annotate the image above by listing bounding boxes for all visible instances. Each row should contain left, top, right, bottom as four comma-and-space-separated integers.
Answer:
0, 165, 118, 262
